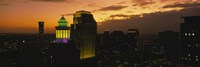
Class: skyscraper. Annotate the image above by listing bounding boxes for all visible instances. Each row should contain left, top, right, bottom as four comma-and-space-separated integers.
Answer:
38, 21, 44, 35
127, 29, 139, 48
71, 11, 97, 59
159, 31, 179, 62
180, 16, 200, 66
55, 16, 70, 43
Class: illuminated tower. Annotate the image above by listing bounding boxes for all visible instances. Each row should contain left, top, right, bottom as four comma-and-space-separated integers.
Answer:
38, 21, 44, 35
71, 11, 97, 59
55, 16, 70, 43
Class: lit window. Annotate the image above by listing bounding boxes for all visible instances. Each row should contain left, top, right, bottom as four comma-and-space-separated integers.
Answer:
185, 57, 187, 60
192, 33, 195, 36
196, 58, 198, 61
181, 57, 184, 60
185, 33, 187, 36
188, 54, 191, 56
188, 58, 191, 61
60, 30, 63, 38
188, 33, 191, 36
22, 40, 25, 43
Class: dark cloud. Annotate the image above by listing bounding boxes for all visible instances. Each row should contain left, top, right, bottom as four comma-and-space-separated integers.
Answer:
117, 1, 126, 4
98, 7, 200, 35
98, 5, 128, 11
163, 2, 200, 8
32, 0, 66, 2
0, 3, 8, 6
62, 13, 73, 16
110, 14, 130, 18
87, 3, 99, 7
132, 0, 155, 6
0, 0, 8, 6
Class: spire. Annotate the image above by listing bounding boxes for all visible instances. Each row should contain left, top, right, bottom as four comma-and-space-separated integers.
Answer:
60, 16, 66, 20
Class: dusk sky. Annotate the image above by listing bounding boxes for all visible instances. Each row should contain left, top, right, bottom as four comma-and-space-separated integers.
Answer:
0, 0, 200, 35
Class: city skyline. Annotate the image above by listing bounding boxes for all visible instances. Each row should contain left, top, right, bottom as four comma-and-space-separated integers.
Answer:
0, 0, 200, 35
0, 7, 200, 67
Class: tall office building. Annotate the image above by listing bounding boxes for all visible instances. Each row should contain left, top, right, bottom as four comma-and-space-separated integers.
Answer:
71, 11, 97, 59
38, 21, 44, 35
55, 16, 70, 43
127, 29, 139, 48
180, 16, 200, 66
159, 31, 179, 62
46, 40, 80, 67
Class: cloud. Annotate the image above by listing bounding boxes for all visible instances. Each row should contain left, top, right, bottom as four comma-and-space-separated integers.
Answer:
117, 1, 126, 4
132, 0, 155, 6
98, 5, 128, 11
163, 2, 200, 8
62, 13, 73, 16
32, 0, 66, 2
110, 14, 130, 18
0, 0, 9, 6
0, 3, 8, 6
87, 3, 99, 7
98, 7, 200, 35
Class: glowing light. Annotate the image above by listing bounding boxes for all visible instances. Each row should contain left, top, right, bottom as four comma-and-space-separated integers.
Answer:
192, 33, 195, 36
196, 59, 199, 61
55, 16, 70, 43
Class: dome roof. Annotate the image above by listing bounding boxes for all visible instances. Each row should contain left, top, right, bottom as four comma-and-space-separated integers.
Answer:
60, 16, 66, 20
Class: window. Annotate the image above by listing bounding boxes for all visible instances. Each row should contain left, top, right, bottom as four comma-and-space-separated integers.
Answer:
196, 58, 198, 61
185, 57, 187, 60
188, 33, 191, 36
192, 33, 195, 36
185, 33, 187, 36
188, 58, 191, 61
188, 54, 191, 56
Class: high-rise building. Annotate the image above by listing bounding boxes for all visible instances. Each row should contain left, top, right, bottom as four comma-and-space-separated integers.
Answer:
180, 16, 200, 66
159, 31, 179, 62
127, 29, 139, 48
46, 40, 80, 67
38, 21, 44, 35
55, 16, 70, 43
71, 11, 97, 59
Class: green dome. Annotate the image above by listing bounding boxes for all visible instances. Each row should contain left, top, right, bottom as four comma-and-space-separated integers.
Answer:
58, 16, 68, 27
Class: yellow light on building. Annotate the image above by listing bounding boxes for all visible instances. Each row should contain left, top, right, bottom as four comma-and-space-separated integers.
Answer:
56, 30, 58, 38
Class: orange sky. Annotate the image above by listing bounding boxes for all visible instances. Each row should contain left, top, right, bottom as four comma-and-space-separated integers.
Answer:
0, 0, 200, 33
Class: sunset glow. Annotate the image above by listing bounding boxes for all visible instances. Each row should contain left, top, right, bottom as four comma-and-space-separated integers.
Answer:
0, 0, 200, 33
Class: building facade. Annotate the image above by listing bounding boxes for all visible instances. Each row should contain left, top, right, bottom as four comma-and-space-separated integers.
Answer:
71, 11, 97, 59
38, 21, 44, 35
55, 16, 70, 43
159, 31, 179, 62
180, 16, 200, 66
127, 29, 139, 48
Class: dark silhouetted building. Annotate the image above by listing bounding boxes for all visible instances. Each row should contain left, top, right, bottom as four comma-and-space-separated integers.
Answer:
46, 40, 80, 67
126, 29, 139, 48
38, 21, 44, 35
159, 31, 179, 62
110, 31, 126, 46
16, 42, 45, 67
180, 16, 200, 66
55, 16, 70, 43
138, 35, 167, 66
71, 11, 97, 59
